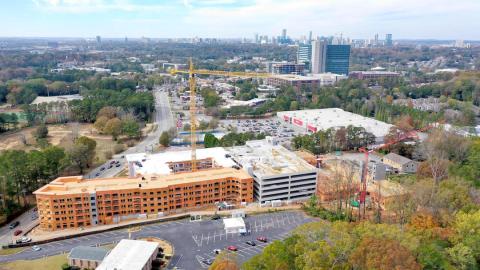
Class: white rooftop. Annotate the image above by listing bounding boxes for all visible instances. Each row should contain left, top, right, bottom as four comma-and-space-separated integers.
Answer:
227, 138, 317, 179
277, 108, 393, 138
126, 147, 236, 175
96, 239, 158, 270
223, 217, 246, 229
31, 94, 83, 105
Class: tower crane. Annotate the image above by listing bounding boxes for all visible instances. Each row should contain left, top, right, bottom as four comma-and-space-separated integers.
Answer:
170, 58, 272, 172
357, 122, 440, 219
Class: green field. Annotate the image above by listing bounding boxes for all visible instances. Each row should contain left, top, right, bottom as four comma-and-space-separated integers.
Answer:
0, 254, 67, 270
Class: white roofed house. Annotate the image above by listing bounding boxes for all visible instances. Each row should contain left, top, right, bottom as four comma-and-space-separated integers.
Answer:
382, 153, 418, 174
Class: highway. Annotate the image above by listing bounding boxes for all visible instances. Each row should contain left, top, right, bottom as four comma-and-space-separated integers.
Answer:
86, 86, 175, 179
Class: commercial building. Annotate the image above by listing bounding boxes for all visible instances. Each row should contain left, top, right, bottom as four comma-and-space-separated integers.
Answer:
271, 62, 305, 75
97, 239, 159, 270
382, 153, 418, 173
310, 41, 350, 75
33, 167, 254, 231
311, 40, 327, 74
325, 44, 351, 75
68, 246, 108, 269
277, 108, 393, 142
385, 34, 393, 46
266, 74, 321, 91
349, 71, 400, 80
227, 137, 318, 203
297, 44, 312, 70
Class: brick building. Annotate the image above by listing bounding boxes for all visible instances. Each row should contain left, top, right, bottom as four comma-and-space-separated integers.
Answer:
34, 167, 254, 231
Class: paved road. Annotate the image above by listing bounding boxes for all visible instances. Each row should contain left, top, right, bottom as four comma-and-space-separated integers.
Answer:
86, 86, 175, 179
0, 209, 38, 246
0, 211, 313, 269
0, 87, 175, 245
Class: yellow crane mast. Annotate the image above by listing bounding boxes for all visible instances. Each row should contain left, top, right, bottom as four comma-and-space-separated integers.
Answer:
170, 58, 272, 172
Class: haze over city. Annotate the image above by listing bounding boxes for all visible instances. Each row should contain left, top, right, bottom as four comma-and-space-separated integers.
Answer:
0, 1, 479, 270
0, 0, 479, 39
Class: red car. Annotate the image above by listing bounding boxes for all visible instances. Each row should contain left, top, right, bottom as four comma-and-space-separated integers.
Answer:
257, 236, 267, 243
14, 230, 22, 236
227, 245, 238, 251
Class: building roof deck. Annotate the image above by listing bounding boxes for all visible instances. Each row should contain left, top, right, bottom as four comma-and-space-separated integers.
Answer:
33, 167, 252, 196
227, 139, 316, 178
126, 147, 236, 175
96, 239, 158, 270
277, 108, 393, 138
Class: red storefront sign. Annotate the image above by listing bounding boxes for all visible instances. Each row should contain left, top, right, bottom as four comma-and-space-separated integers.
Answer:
307, 124, 317, 132
283, 115, 290, 122
293, 118, 303, 126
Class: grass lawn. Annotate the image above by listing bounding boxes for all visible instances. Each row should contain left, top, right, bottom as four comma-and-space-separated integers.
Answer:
0, 247, 25, 256
0, 254, 67, 270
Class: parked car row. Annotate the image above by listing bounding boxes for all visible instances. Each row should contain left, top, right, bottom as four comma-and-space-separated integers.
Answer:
95, 160, 122, 177
203, 236, 269, 265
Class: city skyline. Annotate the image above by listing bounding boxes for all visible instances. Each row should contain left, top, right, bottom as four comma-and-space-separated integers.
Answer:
0, 0, 479, 40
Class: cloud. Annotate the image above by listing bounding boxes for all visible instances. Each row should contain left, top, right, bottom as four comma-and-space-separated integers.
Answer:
179, 0, 480, 38
32, 0, 167, 13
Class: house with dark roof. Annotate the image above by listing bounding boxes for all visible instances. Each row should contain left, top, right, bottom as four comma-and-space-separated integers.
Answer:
68, 246, 108, 269
382, 153, 418, 173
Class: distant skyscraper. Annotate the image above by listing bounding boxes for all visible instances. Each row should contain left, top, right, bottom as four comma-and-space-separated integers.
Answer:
96, 35, 101, 45
374, 33, 379, 46
308, 31, 313, 44
311, 40, 327, 74
385, 34, 393, 46
124, 36, 128, 43
297, 44, 312, 70
325, 45, 351, 75
254, 33, 259, 44
282, 29, 287, 39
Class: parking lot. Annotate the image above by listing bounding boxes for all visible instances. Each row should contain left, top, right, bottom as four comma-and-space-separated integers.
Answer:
187, 211, 310, 269
0, 211, 313, 270
220, 118, 302, 144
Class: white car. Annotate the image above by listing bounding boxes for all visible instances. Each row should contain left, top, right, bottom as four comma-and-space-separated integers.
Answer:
20, 237, 31, 243
32, 245, 41, 251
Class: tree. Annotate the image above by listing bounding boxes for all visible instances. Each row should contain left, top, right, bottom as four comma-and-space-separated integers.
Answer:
104, 118, 122, 140
209, 118, 219, 130
94, 116, 109, 132
199, 120, 209, 131
209, 252, 239, 270
97, 106, 117, 119
69, 136, 97, 173
34, 124, 49, 140
68, 144, 91, 174
122, 119, 141, 139
204, 133, 220, 148
349, 237, 421, 270
159, 132, 170, 147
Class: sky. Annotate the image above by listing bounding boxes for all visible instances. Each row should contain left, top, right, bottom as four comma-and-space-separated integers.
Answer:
0, 0, 479, 40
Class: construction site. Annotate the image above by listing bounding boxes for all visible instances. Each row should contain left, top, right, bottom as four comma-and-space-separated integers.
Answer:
33, 59, 424, 231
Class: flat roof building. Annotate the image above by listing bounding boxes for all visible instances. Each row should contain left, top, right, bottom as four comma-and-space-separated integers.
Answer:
97, 239, 159, 270
227, 137, 318, 203
126, 147, 236, 177
68, 246, 108, 269
277, 108, 393, 141
349, 71, 400, 80
34, 167, 253, 231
